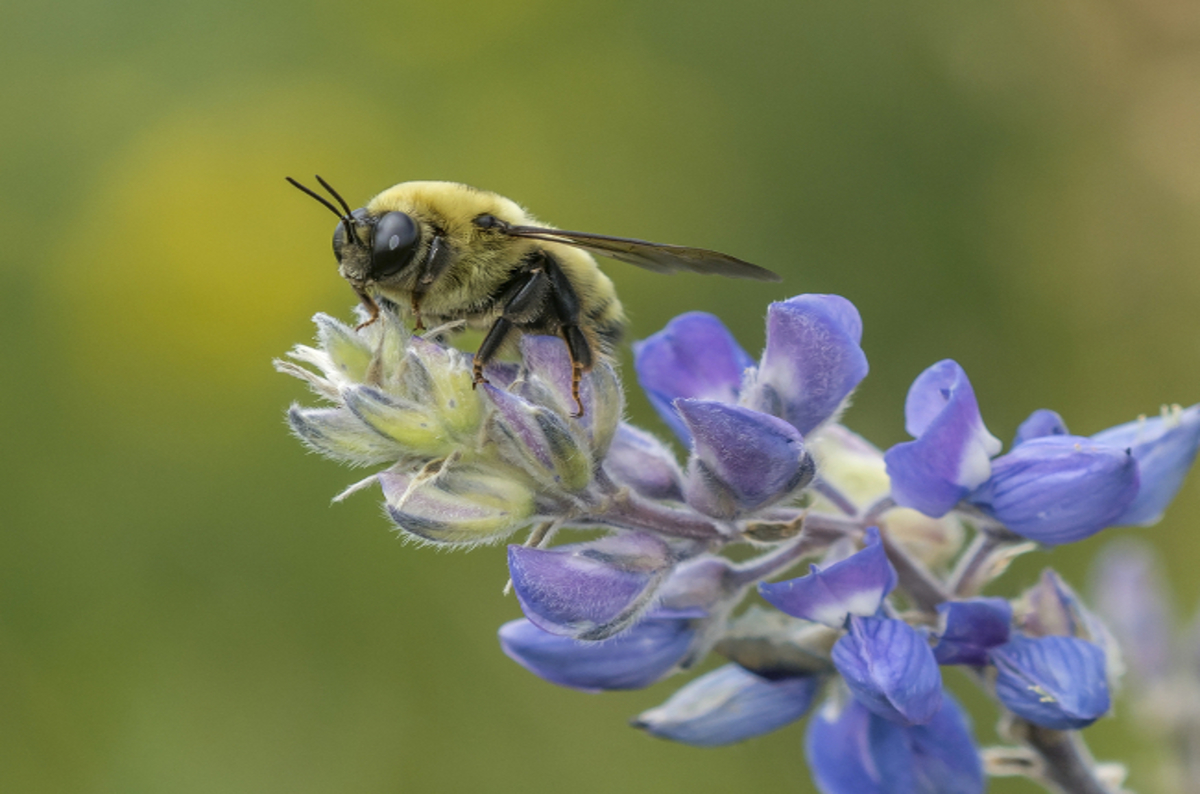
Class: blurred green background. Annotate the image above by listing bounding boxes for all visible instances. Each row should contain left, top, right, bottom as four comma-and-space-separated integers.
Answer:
4, 0, 1200, 791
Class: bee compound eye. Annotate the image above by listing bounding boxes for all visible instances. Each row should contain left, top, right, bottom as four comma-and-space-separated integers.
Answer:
332, 220, 347, 260
370, 211, 420, 278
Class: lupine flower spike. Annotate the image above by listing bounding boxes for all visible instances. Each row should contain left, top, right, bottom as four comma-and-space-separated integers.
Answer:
280, 293, 1200, 794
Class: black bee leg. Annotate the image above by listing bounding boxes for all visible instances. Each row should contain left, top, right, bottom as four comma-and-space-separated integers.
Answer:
410, 235, 452, 333
352, 285, 380, 330
473, 317, 513, 387
544, 258, 592, 417
474, 265, 551, 386
560, 325, 593, 418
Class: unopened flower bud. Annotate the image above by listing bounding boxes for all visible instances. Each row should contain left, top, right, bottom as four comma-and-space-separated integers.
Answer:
633, 663, 821, 746
507, 532, 674, 640
832, 615, 943, 725
990, 635, 1110, 730
378, 462, 537, 547
484, 385, 592, 494
603, 423, 684, 501
678, 399, 815, 519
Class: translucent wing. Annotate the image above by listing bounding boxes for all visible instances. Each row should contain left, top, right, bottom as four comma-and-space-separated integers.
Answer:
504, 225, 782, 282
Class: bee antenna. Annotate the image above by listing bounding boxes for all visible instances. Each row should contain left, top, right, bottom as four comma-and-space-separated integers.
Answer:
314, 175, 356, 219
286, 176, 348, 223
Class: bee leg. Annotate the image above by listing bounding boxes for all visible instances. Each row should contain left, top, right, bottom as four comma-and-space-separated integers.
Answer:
352, 286, 380, 330
473, 317, 513, 387
561, 326, 593, 418
474, 265, 551, 386
544, 257, 592, 418
410, 292, 425, 331
410, 235, 452, 333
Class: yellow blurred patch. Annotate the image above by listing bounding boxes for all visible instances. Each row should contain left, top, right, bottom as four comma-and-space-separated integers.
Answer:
50, 85, 403, 431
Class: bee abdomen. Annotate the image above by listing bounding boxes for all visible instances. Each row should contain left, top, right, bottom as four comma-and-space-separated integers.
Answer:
586, 298, 625, 354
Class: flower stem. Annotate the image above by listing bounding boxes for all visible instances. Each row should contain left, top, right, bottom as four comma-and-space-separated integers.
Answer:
1009, 720, 1115, 794
812, 478, 857, 517
877, 528, 951, 614
583, 489, 727, 540
728, 528, 823, 588
947, 524, 1034, 597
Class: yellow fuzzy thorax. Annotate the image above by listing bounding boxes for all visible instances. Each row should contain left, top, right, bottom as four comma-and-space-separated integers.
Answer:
361, 181, 624, 347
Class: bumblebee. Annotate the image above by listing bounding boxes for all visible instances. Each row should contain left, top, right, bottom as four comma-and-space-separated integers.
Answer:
287, 177, 780, 414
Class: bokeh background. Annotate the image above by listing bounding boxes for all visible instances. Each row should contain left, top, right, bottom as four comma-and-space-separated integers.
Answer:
4, 0, 1200, 791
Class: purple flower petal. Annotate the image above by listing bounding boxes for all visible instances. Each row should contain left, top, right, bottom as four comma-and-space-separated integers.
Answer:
970, 436, 1139, 545
832, 616, 944, 725
744, 294, 869, 437
990, 635, 1110, 730
805, 694, 983, 794
1091, 541, 1173, 683
1012, 570, 1121, 686
885, 361, 1002, 518
633, 664, 821, 746
1012, 409, 1069, 448
498, 616, 696, 692
514, 336, 624, 451
633, 312, 754, 443
1092, 403, 1200, 525
758, 527, 897, 628
516, 335, 577, 408
603, 423, 684, 501
484, 384, 591, 493
933, 598, 1012, 666
678, 400, 815, 518
507, 533, 674, 641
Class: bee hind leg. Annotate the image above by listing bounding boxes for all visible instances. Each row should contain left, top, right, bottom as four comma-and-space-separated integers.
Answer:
560, 325, 593, 418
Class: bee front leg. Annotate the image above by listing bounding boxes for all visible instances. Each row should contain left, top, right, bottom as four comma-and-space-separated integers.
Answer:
410, 235, 452, 333
351, 285, 381, 330
410, 291, 425, 331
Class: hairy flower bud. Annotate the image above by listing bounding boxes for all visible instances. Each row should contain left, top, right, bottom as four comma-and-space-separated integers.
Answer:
507, 532, 674, 640
678, 399, 815, 519
378, 462, 537, 547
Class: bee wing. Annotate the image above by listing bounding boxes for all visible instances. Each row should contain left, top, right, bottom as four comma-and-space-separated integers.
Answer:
505, 226, 782, 282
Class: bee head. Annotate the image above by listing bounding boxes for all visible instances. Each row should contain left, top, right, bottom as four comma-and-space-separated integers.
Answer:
287, 176, 422, 285
333, 209, 421, 283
